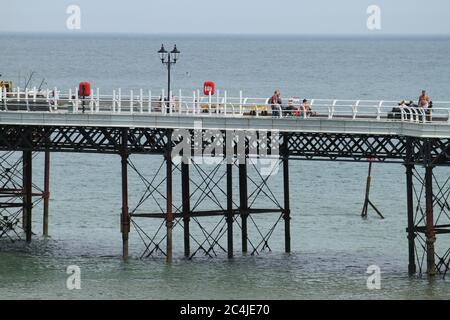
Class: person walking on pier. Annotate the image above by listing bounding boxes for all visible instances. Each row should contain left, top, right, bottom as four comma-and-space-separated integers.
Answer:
269, 90, 282, 117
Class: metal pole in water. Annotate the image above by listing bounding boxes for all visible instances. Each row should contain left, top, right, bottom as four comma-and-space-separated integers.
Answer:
425, 159, 436, 276
283, 154, 291, 253
43, 151, 50, 237
23, 150, 32, 242
405, 137, 416, 275
181, 162, 190, 257
239, 160, 248, 253
227, 162, 233, 258
166, 131, 174, 263
121, 128, 130, 260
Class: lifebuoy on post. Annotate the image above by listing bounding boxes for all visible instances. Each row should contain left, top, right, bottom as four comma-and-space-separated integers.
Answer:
78, 82, 91, 97
203, 81, 215, 96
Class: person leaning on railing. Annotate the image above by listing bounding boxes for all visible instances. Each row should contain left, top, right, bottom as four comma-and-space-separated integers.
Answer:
269, 90, 282, 117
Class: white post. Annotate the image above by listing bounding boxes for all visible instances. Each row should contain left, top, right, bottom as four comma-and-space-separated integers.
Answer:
25, 88, 29, 111
3, 87, 7, 111
197, 89, 200, 114
54, 87, 58, 110
75, 88, 79, 113
179, 89, 182, 114
169, 90, 172, 114
192, 91, 196, 114
96, 88, 100, 112
224, 90, 227, 115
130, 90, 134, 114
118, 88, 122, 113
239, 90, 243, 114
208, 91, 212, 115
17, 87, 20, 102
148, 90, 152, 113
140, 88, 143, 113
68, 88, 73, 113
113, 90, 116, 113
4, 87, 7, 111
216, 89, 220, 114
33, 86, 37, 102
90, 89, 94, 113
162, 89, 165, 115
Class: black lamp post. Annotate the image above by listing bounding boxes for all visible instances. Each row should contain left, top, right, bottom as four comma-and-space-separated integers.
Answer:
158, 44, 180, 112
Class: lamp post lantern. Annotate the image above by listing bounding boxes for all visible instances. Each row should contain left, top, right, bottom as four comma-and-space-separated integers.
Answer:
158, 44, 180, 113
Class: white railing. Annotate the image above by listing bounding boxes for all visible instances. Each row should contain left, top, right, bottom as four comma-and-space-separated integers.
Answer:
1, 87, 449, 124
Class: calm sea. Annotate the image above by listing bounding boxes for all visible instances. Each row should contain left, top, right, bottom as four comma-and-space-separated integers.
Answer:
0, 33, 449, 300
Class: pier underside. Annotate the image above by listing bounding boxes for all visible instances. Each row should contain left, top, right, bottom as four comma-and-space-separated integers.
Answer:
0, 124, 449, 277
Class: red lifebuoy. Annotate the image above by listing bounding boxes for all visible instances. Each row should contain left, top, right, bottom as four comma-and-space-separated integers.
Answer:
78, 82, 91, 97
203, 81, 215, 96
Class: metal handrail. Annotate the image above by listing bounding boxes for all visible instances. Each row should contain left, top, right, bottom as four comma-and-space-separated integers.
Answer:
0, 88, 448, 124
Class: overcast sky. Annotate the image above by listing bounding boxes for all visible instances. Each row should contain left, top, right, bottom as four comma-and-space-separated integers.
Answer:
1, 0, 449, 35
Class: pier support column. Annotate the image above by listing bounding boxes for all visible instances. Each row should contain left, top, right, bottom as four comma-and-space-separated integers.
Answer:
283, 157, 291, 253
226, 162, 233, 258
120, 129, 130, 260
166, 132, 174, 263
23, 150, 32, 242
425, 165, 436, 276
239, 160, 248, 253
43, 151, 50, 237
405, 138, 416, 275
181, 162, 190, 258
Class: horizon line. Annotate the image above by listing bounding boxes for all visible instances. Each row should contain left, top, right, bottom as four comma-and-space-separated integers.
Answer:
2, 30, 450, 38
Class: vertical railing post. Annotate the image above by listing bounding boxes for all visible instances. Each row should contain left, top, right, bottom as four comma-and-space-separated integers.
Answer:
224, 90, 227, 115
208, 91, 212, 115
90, 89, 94, 113
96, 88, 100, 113
113, 90, 116, 113
140, 89, 144, 113
179, 89, 182, 114
148, 90, 152, 113
118, 88, 122, 113
130, 90, 134, 114
239, 90, 243, 115
192, 91, 196, 114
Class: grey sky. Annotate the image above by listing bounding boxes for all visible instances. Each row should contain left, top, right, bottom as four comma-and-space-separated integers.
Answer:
1, 0, 449, 35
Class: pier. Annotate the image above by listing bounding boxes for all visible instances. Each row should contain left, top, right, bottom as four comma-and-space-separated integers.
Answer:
0, 88, 450, 278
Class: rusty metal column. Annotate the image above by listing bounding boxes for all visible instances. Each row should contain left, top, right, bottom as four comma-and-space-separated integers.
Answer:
405, 137, 416, 275
23, 150, 32, 242
239, 160, 248, 253
283, 156, 291, 253
425, 164, 436, 276
166, 131, 174, 263
181, 162, 190, 257
120, 128, 130, 260
226, 162, 233, 258
43, 151, 50, 237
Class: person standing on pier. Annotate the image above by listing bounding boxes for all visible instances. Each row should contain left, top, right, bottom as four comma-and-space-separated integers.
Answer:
270, 90, 282, 117
418, 90, 430, 108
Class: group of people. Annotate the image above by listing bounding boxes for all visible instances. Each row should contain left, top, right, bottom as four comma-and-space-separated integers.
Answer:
268, 89, 314, 118
398, 90, 432, 109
